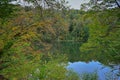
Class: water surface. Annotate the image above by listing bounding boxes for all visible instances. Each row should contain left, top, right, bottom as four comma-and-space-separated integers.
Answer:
50, 41, 120, 80
67, 61, 120, 80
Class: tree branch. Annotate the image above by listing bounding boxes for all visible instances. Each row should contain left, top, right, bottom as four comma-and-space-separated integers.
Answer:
115, 0, 120, 8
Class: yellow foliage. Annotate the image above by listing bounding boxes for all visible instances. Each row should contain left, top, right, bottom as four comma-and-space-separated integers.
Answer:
21, 34, 31, 40
13, 78, 17, 80
12, 27, 18, 31
0, 39, 4, 50
0, 29, 4, 35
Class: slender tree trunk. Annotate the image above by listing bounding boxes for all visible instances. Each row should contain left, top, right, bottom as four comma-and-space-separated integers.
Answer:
34, 0, 43, 19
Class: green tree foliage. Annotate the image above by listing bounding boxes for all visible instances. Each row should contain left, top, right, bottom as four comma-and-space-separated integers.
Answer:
66, 10, 89, 42
81, 0, 120, 11
0, 3, 70, 79
101, 0, 120, 8
0, 42, 41, 79
0, 0, 17, 19
23, 0, 69, 18
0, 0, 120, 79
80, 8, 120, 64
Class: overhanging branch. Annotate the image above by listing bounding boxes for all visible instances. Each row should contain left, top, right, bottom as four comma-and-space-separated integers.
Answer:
115, 0, 120, 8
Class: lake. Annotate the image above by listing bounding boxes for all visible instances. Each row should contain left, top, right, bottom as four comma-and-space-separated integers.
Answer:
67, 61, 120, 80
49, 41, 120, 80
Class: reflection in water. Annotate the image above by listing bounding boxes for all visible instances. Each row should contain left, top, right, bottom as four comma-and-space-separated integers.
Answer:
49, 41, 120, 79
67, 61, 120, 80
49, 41, 82, 61
50, 41, 81, 54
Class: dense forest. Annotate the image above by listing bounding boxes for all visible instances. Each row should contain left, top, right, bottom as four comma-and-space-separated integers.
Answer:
0, 0, 120, 80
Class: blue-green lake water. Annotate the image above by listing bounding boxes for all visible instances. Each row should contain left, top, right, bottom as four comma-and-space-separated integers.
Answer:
49, 41, 120, 80
67, 61, 120, 80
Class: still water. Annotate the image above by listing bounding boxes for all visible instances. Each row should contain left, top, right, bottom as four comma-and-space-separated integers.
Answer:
67, 61, 120, 80
50, 41, 120, 80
